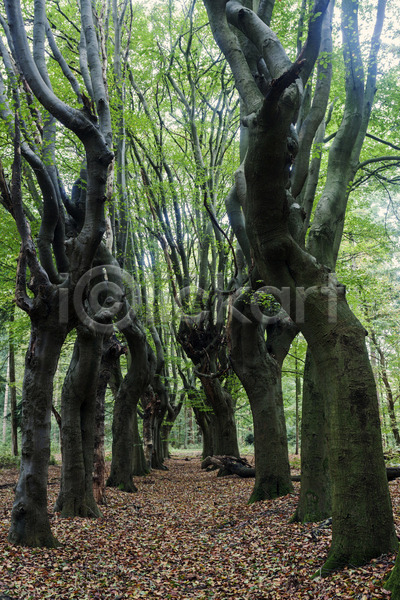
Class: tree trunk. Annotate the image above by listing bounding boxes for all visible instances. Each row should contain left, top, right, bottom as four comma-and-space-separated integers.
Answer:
9, 310, 18, 456
301, 292, 398, 573
161, 399, 183, 459
131, 408, 149, 476
373, 336, 400, 446
55, 326, 103, 518
199, 372, 240, 457
178, 321, 240, 457
151, 376, 170, 470
230, 298, 293, 502
93, 335, 125, 505
107, 311, 155, 492
202, 455, 255, 477
292, 348, 331, 523
193, 406, 216, 458
142, 386, 157, 470
8, 316, 66, 547
2, 352, 9, 445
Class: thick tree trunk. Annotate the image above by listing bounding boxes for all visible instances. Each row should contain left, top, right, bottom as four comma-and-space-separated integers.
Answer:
292, 349, 331, 523
141, 380, 169, 470
8, 317, 66, 547
107, 377, 140, 492
385, 561, 400, 599
301, 291, 398, 573
55, 326, 103, 518
230, 300, 293, 502
161, 400, 182, 460
93, 375, 107, 506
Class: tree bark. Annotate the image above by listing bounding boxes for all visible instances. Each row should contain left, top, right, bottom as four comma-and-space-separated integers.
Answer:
193, 405, 217, 459
9, 320, 18, 457
93, 335, 125, 505
199, 373, 240, 458
107, 310, 155, 492
230, 297, 293, 501
292, 349, 331, 523
54, 325, 103, 518
8, 314, 66, 547
178, 318, 240, 458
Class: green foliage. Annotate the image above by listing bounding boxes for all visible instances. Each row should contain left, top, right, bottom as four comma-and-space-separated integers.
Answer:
0, 448, 19, 469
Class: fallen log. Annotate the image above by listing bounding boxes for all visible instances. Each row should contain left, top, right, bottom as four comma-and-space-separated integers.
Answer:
201, 455, 255, 478
386, 467, 400, 481
201, 456, 400, 482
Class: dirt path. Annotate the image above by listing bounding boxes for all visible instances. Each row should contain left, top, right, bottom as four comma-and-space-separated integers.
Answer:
0, 457, 397, 599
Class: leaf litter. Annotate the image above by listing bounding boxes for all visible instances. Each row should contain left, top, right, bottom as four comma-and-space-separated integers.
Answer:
0, 457, 398, 599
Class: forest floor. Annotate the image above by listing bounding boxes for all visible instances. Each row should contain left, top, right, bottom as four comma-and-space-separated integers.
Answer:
0, 455, 398, 599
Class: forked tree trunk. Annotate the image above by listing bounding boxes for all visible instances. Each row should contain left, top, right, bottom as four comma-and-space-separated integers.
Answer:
8, 315, 66, 547
292, 349, 331, 523
230, 299, 293, 502
55, 326, 103, 517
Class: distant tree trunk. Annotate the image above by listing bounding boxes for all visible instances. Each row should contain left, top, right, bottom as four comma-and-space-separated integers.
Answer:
292, 349, 331, 523
161, 399, 183, 459
93, 335, 125, 505
178, 321, 240, 457
199, 370, 240, 457
193, 405, 216, 458
55, 325, 103, 518
107, 311, 155, 492
142, 386, 157, 470
132, 408, 149, 476
151, 382, 169, 470
8, 315, 67, 548
371, 333, 400, 446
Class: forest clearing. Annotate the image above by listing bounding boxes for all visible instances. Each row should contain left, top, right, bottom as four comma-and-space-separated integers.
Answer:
0, 455, 398, 600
